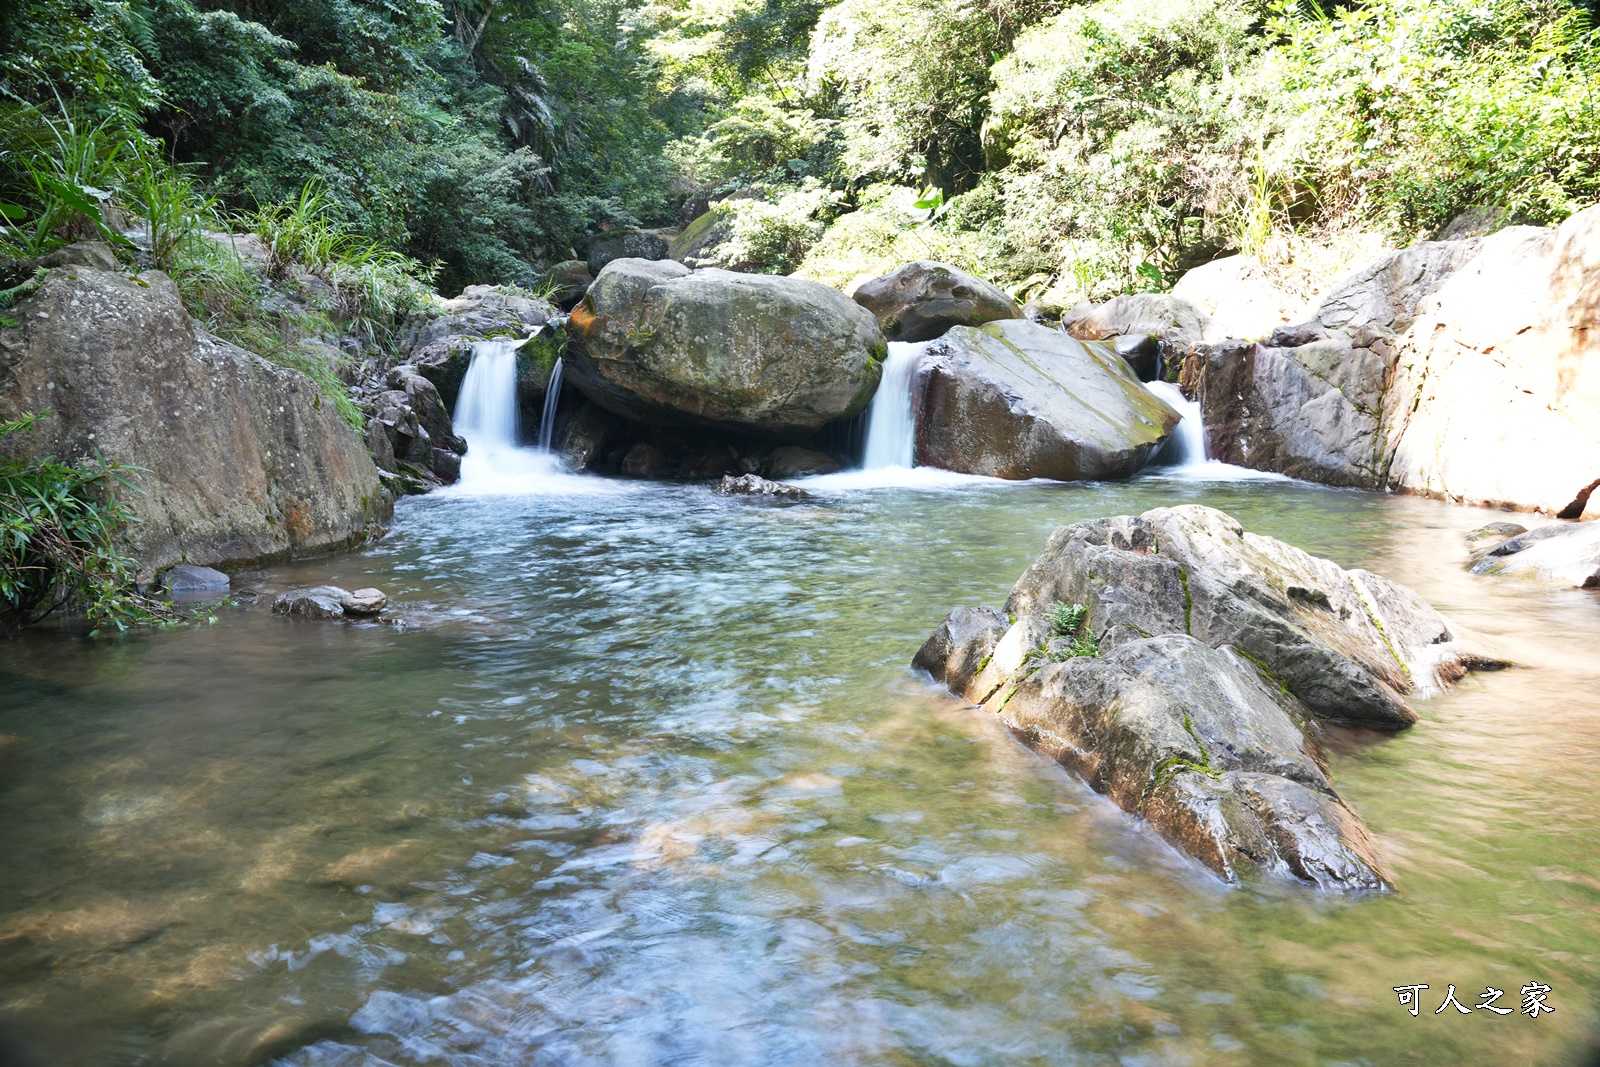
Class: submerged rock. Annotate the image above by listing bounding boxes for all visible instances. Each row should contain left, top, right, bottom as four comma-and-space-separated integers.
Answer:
913, 319, 1178, 481
1470, 522, 1600, 588
0, 267, 389, 581
851, 260, 1021, 342
272, 585, 388, 618
916, 505, 1507, 891
158, 564, 230, 597
714, 473, 811, 500
565, 258, 885, 439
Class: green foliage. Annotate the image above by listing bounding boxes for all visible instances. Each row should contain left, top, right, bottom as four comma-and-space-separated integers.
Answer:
0, 411, 191, 636
1047, 600, 1100, 658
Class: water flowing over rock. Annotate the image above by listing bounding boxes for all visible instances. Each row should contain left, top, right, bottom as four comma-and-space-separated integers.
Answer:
851, 260, 1021, 342
406, 285, 559, 408
1195, 206, 1600, 517
0, 267, 389, 581
912, 319, 1179, 480
916, 505, 1506, 891
565, 258, 885, 439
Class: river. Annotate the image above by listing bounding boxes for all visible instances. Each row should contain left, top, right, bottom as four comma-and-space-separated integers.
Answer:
1, 470, 1597, 1065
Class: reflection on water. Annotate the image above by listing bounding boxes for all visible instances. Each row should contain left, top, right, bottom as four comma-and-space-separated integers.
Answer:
0, 473, 1597, 1066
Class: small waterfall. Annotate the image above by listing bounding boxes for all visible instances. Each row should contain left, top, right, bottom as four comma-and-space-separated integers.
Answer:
453, 338, 522, 449
1146, 380, 1208, 468
862, 341, 927, 469
538, 357, 564, 453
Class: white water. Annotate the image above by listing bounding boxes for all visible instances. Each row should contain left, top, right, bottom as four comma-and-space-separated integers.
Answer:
861, 341, 926, 470
1143, 379, 1290, 482
537, 356, 565, 452
450, 336, 620, 496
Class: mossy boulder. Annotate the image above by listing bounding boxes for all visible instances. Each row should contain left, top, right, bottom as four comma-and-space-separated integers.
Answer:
852, 260, 1021, 342
566, 258, 886, 439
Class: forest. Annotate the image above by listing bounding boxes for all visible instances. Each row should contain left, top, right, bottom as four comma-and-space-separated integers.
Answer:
4, 0, 1598, 309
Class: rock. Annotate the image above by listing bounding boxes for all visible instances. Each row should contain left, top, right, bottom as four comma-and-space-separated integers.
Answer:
851, 260, 1021, 343
1000, 505, 1506, 729
714, 474, 811, 500
40, 241, 118, 271
678, 445, 734, 479
0, 268, 389, 582
271, 587, 347, 619
916, 506, 1504, 890
556, 402, 621, 472
1435, 206, 1510, 242
339, 588, 387, 615
272, 585, 387, 618
1471, 522, 1600, 588
365, 365, 463, 490
406, 285, 557, 406
1113, 334, 1162, 382
667, 209, 732, 268
158, 564, 230, 596
1464, 521, 1529, 562
1196, 209, 1600, 516
765, 445, 842, 480
587, 229, 671, 276
544, 260, 593, 309
1170, 255, 1309, 342
566, 258, 885, 439
620, 441, 670, 478
913, 319, 1179, 481
1064, 294, 1209, 347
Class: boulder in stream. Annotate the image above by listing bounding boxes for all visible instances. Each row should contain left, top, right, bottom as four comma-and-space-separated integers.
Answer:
272, 586, 387, 618
1470, 522, 1600, 588
715, 473, 811, 501
915, 505, 1508, 891
851, 260, 1021, 342
912, 319, 1179, 481
565, 258, 885, 439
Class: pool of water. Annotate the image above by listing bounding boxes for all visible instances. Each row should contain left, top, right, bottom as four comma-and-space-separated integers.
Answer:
1, 471, 1597, 1066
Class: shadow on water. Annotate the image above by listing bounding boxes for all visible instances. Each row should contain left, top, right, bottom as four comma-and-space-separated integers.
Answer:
0, 470, 1597, 1065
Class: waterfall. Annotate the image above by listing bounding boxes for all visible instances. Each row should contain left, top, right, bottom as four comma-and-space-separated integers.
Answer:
862, 341, 927, 470
537, 357, 564, 453
1146, 380, 1208, 468
453, 338, 522, 451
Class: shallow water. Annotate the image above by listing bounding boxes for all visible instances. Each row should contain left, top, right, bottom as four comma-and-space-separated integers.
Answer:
1, 472, 1598, 1066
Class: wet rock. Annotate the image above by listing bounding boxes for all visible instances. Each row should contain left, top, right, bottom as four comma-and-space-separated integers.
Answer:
340, 588, 388, 615
1465, 521, 1530, 562
851, 260, 1021, 342
365, 364, 463, 491
556, 402, 622, 472
158, 564, 230, 597
679, 444, 734, 479
271, 587, 347, 619
715, 474, 811, 500
0, 268, 389, 581
913, 319, 1179, 481
1114, 333, 1162, 382
765, 445, 841, 480
917, 506, 1504, 890
406, 285, 557, 406
1471, 522, 1600, 588
566, 258, 884, 439
587, 229, 671, 275
620, 441, 670, 478
544, 259, 593, 309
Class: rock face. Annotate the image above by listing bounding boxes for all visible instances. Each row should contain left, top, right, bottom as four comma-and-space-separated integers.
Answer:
1170, 255, 1309, 342
406, 285, 558, 408
0, 267, 390, 581
913, 319, 1179, 480
1196, 207, 1600, 517
915, 505, 1506, 891
851, 261, 1021, 342
565, 258, 885, 439
1470, 522, 1600, 588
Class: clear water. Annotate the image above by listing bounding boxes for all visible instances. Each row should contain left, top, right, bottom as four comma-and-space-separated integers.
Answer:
1, 473, 1598, 1067
1146, 380, 1206, 467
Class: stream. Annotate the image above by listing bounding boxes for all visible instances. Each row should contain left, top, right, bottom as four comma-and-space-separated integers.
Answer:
1, 469, 1598, 1065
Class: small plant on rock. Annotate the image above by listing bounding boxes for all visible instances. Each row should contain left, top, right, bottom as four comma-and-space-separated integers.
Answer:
1048, 600, 1100, 659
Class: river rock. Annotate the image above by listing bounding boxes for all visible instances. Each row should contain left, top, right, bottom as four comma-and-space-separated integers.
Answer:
587, 229, 671, 276
340, 587, 387, 615
916, 506, 1504, 889
565, 259, 885, 439
1064, 294, 1209, 347
851, 261, 1021, 343
1170, 255, 1309, 342
620, 442, 670, 478
765, 445, 842, 480
365, 365, 463, 491
1197, 208, 1600, 518
0, 267, 389, 582
406, 285, 557, 407
158, 564, 230, 596
715, 473, 811, 500
271, 587, 347, 619
912, 319, 1179, 480
1470, 522, 1600, 588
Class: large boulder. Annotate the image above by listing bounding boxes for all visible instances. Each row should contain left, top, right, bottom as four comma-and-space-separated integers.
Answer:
912, 319, 1178, 480
0, 267, 390, 581
565, 258, 886, 439
587, 229, 671, 276
851, 260, 1021, 342
406, 285, 558, 408
915, 505, 1506, 891
1170, 255, 1309, 342
1470, 522, 1600, 588
1196, 210, 1600, 518
1064, 294, 1209, 347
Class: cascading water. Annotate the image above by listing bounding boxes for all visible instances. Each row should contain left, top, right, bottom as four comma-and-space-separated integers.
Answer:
861, 341, 927, 470
453, 338, 522, 452
1145, 380, 1207, 468
537, 357, 565, 452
